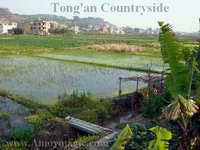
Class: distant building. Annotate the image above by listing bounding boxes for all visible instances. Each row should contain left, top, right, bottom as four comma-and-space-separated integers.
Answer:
72, 25, 80, 34
0, 22, 17, 34
31, 21, 51, 35
99, 24, 109, 34
107, 26, 125, 35
49, 21, 59, 30
115, 27, 125, 35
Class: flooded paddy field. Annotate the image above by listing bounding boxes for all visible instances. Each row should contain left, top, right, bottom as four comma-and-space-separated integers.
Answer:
0, 55, 146, 105
38, 49, 164, 72
39, 54, 163, 72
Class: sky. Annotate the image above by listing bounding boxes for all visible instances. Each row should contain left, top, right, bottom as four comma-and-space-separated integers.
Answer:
1, 0, 200, 32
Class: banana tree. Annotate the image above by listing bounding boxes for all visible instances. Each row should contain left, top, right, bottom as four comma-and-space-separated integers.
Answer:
111, 125, 133, 150
162, 95, 198, 150
147, 126, 172, 150
158, 22, 199, 149
158, 22, 196, 99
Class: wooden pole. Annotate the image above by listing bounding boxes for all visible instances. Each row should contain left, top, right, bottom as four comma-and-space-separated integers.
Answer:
119, 77, 122, 96
136, 76, 139, 92
160, 71, 164, 93
148, 67, 151, 97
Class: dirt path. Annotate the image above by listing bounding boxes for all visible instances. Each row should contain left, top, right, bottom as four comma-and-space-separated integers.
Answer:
104, 112, 150, 131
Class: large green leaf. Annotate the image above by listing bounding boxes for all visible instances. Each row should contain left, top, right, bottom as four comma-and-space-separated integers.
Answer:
147, 126, 172, 150
111, 125, 133, 150
158, 22, 192, 98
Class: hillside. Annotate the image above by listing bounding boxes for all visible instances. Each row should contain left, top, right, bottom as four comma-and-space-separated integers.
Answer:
0, 8, 113, 28
0, 8, 24, 22
20, 14, 72, 24
73, 16, 114, 27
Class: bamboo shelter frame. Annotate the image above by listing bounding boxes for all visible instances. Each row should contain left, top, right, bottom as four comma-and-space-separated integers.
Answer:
118, 71, 165, 96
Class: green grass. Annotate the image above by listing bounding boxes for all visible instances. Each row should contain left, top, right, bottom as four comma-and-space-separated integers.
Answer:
0, 34, 164, 73
53, 92, 112, 123
0, 34, 195, 73
0, 34, 159, 52
26, 111, 53, 129
33, 54, 162, 73
0, 34, 196, 51
0, 90, 51, 111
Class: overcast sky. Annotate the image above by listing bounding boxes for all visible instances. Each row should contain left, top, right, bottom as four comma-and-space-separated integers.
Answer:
1, 0, 200, 32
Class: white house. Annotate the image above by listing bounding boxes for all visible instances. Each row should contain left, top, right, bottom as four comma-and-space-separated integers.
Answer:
0, 22, 18, 34
71, 25, 80, 34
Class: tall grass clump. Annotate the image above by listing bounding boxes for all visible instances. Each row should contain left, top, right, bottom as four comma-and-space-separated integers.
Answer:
53, 92, 112, 123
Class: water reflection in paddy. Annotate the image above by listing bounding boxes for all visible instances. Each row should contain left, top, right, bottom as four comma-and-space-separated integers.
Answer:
0, 56, 146, 104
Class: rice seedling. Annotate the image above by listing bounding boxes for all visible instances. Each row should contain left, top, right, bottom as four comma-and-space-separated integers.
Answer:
0, 55, 146, 104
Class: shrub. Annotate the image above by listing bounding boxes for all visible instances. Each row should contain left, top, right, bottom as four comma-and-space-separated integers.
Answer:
94, 100, 112, 122
11, 126, 34, 141
75, 110, 98, 123
0, 112, 10, 120
26, 111, 53, 129
54, 92, 112, 123
143, 91, 172, 118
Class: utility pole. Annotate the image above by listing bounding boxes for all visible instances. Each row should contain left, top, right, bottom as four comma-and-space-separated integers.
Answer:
199, 18, 200, 32
198, 18, 200, 44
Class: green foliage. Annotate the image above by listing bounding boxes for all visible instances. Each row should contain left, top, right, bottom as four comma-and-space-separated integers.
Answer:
195, 44, 200, 66
75, 110, 98, 123
11, 127, 34, 142
0, 90, 51, 111
147, 126, 172, 150
125, 123, 155, 150
0, 112, 10, 120
1, 144, 26, 150
159, 22, 200, 149
0, 34, 159, 52
143, 91, 172, 118
71, 135, 101, 150
26, 111, 53, 129
53, 92, 112, 123
73, 135, 100, 144
158, 22, 197, 98
111, 125, 133, 150
192, 45, 200, 98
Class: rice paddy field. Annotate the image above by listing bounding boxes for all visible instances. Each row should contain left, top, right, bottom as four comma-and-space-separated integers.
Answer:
0, 55, 148, 104
0, 34, 196, 105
